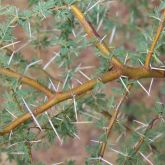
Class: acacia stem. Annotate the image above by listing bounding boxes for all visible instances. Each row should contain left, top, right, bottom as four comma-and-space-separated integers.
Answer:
123, 116, 161, 165
99, 84, 132, 158
0, 67, 54, 98
145, 9, 165, 69
70, 5, 122, 67
0, 65, 165, 135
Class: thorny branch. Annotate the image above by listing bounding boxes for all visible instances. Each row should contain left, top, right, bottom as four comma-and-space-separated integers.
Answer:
145, 9, 165, 69
99, 84, 132, 158
0, 64, 164, 135
123, 116, 163, 165
0, 67, 54, 98
70, 5, 122, 67
0, 5, 165, 164
94, 7, 165, 159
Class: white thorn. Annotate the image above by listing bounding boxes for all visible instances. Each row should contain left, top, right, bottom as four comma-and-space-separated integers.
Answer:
121, 75, 128, 78
24, 59, 43, 73
115, 97, 123, 111
44, 95, 48, 102
115, 134, 123, 143
72, 121, 93, 124
52, 162, 64, 165
8, 142, 19, 148
111, 148, 128, 157
49, 78, 57, 92
135, 125, 146, 131
124, 54, 128, 65
48, 83, 51, 90
9, 152, 25, 155
97, 5, 100, 25
137, 80, 150, 96
0, 41, 21, 50
72, 29, 76, 38
73, 95, 78, 122
62, 73, 69, 89
139, 152, 154, 165
100, 34, 107, 43
89, 157, 113, 165
85, 0, 103, 14
29, 140, 42, 144
15, 40, 31, 53
43, 53, 59, 70
109, 26, 116, 44
133, 119, 147, 127
120, 77, 129, 93
90, 139, 102, 144
78, 70, 91, 80
136, 132, 153, 142
45, 112, 63, 145
54, 117, 63, 121
84, 0, 92, 14
22, 97, 42, 131
146, 152, 152, 159
148, 78, 154, 95
80, 111, 100, 120
96, 17, 104, 32
151, 133, 163, 142
39, 2, 46, 19
149, 15, 161, 21
138, 59, 144, 66
56, 82, 60, 91
78, 65, 95, 70
28, 22, 32, 38
5, 108, 17, 119
100, 157, 113, 165
7, 51, 15, 65
58, 61, 64, 68
9, 130, 13, 141
15, 7, 18, 17
73, 132, 80, 140
151, 66, 165, 71
74, 78, 83, 85
75, 63, 82, 72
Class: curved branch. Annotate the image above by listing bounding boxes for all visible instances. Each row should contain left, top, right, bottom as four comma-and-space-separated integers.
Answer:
0, 68, 121, 135
0, 65, 165, 135
0, 67, 54, 98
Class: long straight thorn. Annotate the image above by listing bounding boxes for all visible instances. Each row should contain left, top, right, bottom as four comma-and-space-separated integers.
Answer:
22, 97, 42, 131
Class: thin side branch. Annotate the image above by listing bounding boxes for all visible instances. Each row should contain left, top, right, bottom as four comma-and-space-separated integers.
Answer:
70, 5, 122, 67
145, 9, 165, 69
123, 116, 161, 165
0, 67, 54, 98
99, 84, 132, 158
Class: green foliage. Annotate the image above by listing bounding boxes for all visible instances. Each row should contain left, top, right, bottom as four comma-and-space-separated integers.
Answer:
0, 0, 165, 165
